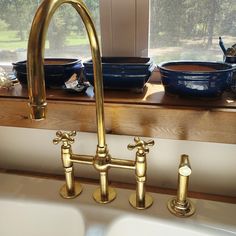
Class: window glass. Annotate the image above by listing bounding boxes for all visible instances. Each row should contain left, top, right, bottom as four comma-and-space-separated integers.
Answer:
149, 0, 236, 64
0, 0, 100, 70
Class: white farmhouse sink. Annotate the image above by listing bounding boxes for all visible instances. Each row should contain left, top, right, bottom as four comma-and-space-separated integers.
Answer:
105, 215, 232, 236
0, 199, 84, 236
0, 173, 235, 236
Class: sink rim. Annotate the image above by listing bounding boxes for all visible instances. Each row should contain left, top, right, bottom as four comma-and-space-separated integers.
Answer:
0, 172, 235, 236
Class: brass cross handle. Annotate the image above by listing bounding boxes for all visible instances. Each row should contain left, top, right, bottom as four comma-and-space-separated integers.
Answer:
53, 131, 77, 146
128, 137, 154, 154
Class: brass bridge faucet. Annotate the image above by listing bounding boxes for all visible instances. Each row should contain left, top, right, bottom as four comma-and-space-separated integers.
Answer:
53, 131, 154, 209
27, 0, 154, 209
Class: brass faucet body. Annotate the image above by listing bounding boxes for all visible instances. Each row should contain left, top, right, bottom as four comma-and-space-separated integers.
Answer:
53, 132, 154, 208
167, 154, 196, 217
53, 131, 83, 198
27, 0, 154, 208
128, 137, 154, 209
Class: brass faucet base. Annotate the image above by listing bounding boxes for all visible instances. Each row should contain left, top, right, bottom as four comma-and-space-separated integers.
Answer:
129, 193, 153, 210
93, 187, 116, 204
167, 197, 195, 217
60, 182, 83, 199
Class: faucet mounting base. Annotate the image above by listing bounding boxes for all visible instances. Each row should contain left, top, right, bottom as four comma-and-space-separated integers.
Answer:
93, 187, 116, 204
167, 197, 195, 217
129, 193, 153, 210
60, 182, 83, 199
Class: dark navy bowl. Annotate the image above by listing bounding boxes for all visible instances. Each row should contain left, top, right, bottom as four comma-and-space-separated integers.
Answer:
159, 61, 233, 97
12, 58, 83, 88
83, 57, 153, 92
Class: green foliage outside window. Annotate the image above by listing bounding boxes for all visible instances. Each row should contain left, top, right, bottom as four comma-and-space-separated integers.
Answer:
0, 0, 100, 61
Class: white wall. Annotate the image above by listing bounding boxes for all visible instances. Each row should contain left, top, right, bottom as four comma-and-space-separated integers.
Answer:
0, 126, 235, 197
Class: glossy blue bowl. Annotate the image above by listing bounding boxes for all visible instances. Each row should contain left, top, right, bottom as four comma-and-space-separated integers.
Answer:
12, 58, 83, 88
83, 57, 153, 92
159, 61, 233, 97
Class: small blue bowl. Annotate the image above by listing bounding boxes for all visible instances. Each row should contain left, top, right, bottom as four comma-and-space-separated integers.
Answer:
158, 61, 233, 97
13, 58, 83, 88
83, 57, 153, 92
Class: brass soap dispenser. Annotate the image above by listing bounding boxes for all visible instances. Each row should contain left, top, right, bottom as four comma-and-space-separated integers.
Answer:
167, 154, 195, 217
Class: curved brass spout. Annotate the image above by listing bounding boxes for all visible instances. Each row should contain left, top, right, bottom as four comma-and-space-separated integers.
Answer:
27, 0, 106, 148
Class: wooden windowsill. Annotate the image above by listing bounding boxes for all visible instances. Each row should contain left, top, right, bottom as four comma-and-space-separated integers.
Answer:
0, 82, 236, 144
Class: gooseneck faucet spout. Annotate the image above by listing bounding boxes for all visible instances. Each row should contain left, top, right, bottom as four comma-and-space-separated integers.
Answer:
27, 0, 106, 148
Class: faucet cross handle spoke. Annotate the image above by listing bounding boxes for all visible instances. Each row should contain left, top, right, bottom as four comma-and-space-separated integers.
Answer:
53, 131, 77, 146
128, 137, 154, 154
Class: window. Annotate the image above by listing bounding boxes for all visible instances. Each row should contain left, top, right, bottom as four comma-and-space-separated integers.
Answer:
0, 0, 100, 71
1, 1, 236, 72
149, 0, 236, 64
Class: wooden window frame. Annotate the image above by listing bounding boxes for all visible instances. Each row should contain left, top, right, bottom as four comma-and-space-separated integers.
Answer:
100, 0, 149, 57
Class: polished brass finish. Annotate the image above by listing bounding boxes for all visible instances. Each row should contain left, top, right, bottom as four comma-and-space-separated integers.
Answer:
93, 171, 116, 203
168, 198, 195, 217
53, 130, 76, 147
60, 182, 83, 199
128, 137, 154, 209
27, 0, 154, 207
129, 193, 153, 210
27, 0, 106, 147
53, 131, 83, 198
93, 187, 116, 204
168, 154, 196, 217
110, 158, 135, 170
71, 154, 93, 165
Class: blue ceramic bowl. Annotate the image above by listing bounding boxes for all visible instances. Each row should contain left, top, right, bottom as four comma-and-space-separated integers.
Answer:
83, 57, 153, 92
12, 58, 83, 88
158, 61, 233, 97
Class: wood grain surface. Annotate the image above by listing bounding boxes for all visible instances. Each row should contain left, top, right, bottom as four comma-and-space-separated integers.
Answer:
0, 83, 235, 144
